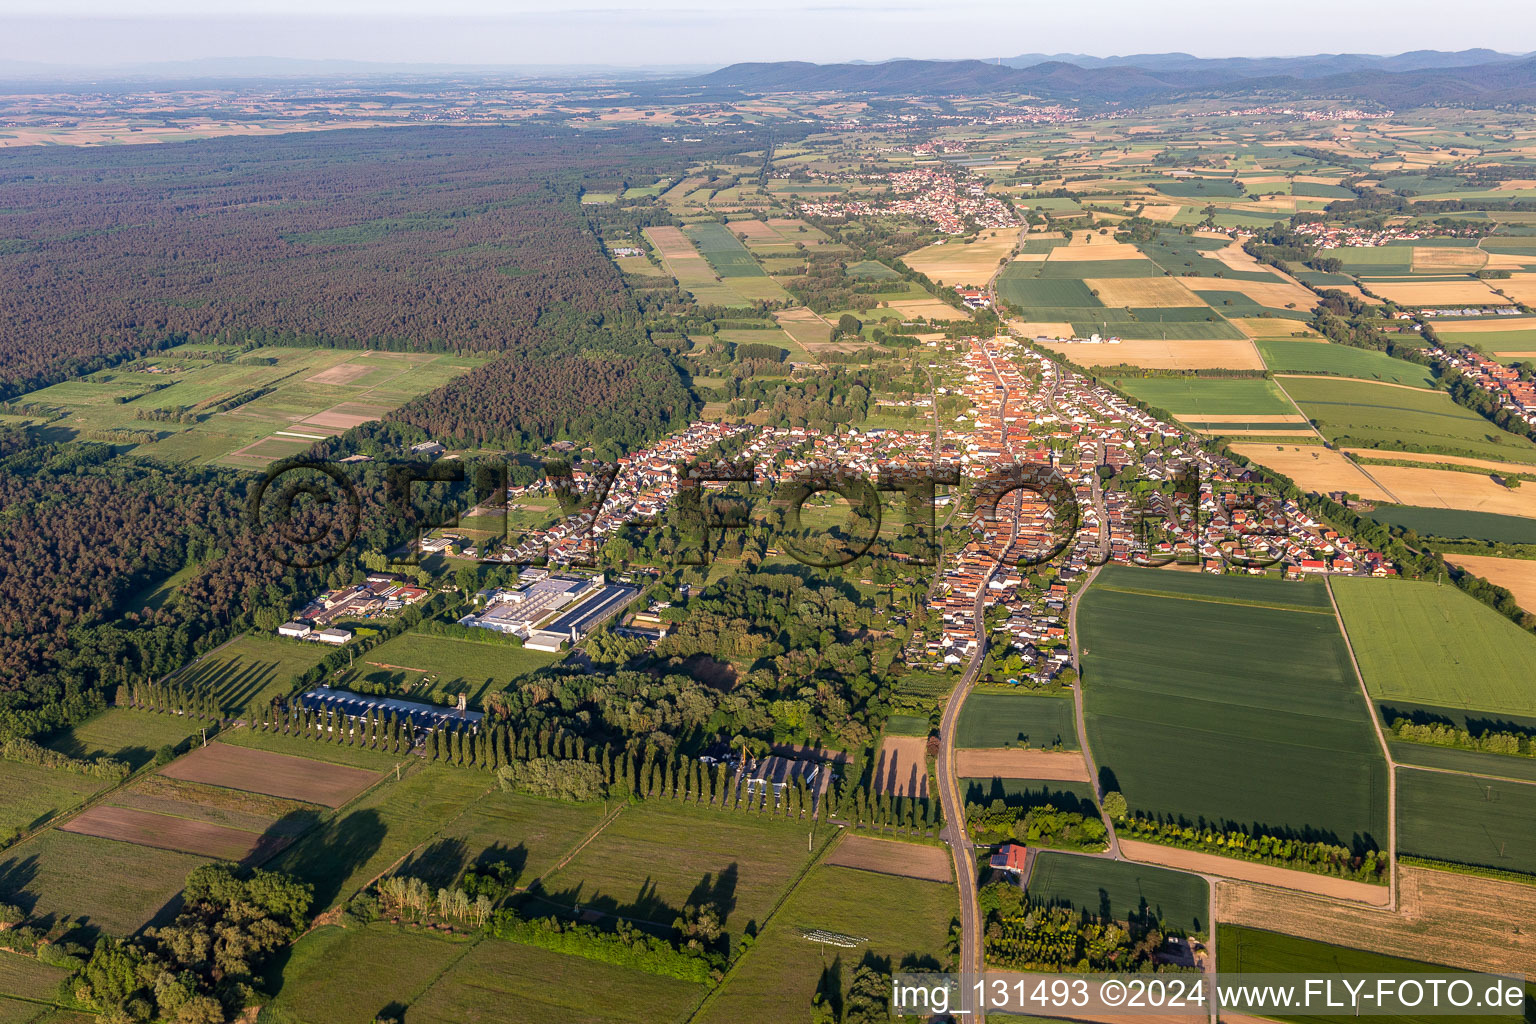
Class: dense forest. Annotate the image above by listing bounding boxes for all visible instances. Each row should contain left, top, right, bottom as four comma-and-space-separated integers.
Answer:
0, 124, 757, 399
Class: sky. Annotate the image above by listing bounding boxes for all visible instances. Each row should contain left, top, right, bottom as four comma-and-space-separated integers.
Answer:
0, 1, 1531, 70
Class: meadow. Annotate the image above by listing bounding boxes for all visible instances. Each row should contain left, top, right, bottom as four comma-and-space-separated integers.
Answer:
44, 707, 199, 771
1331, 577, 1536, 718
214, 723, 406, 772
1026, 852, 1208, 934
0, 761, 111, 843
1397, 767, 1536, 876
0, 951, 68, 1003
1256, 340, 1438, 388
172, 634, 330, 716
402, 790, 606, 889
696, 862, 953, 1024
269, 925, 477, 1024
534, 800, 817, 946
1079, 566, 1388, 844
1282, 376, 1536, 463
339, 630, 560, 709
955, 693, 1079, 749
1388, 742, 1536, 784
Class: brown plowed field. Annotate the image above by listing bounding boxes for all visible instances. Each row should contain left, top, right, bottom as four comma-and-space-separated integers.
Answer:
1216, 864, 1536, 976
954, 749, 1090, 782
1120, 839, 1389, 904
826, 835, 952, 883
873, 735, 930, 798
60, 805, 272, 861
160, 744, 380, 807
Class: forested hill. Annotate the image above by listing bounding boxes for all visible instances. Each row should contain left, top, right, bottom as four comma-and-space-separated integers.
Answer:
686, 53, 1536, 105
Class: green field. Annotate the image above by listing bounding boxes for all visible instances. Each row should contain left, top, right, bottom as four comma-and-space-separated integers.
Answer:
14, 345, 485, 468
995, 273, 1103, 308
1332, 577, 1536, 718
213, 723, 406, 771
696, 863, 953, 1024
1257, 340, 1438, 387
0, 952, 68, 1003
884, 714, 931, 737
44, 707, 199, 771
1080, 566, 1387, 843
535, 800, 815, 947
1217, 925, 1527, 1024
401, 790, 606, 889
0, 761, 111, 843
1389, 741, 1536, 783
409, 935, 703, 1024
844, 259, 901, 280
955, 693, 1079, 749
340, 630, 561, 709
172, 634, 331, 716
270, 925, 476, 1024
1397, 767, 1536, 875
1282, 376, 1536, 463
685, 222, 768, 277
1113, 377, 1296, 417
1362, 504, 1536, 544
1025, 852, 1208, 934
271, 765, 491, 912
0, 828, 210, 940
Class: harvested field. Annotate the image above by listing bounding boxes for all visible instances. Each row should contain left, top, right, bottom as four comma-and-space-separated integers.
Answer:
1082, 276, 1200, 307
775, 308, 832, 350
1139, 204, 1182, 222
1047, 240, 1149, 261
1120, 839, 1388, 904
1432, 316, 1536, 333
1041, 337, 1263, 370
1361, 465, 1536, 516
301, 402, 388, 430
1229, 444, 1393, 501
1193, 413, 1306, 423
1443, 553, 1536, 612
825, 835, 951, 882
59, 805, 270, 861
161, 744, 381, 807
1011, 321, 1076, 338
953, 748, 1090, 782
1369, 279, 1505, 305
303, 362, 376, 386
873, 735, 929, 797
887, 297, 965, 320
1344, 448, 1536, 475
1182, 276, 1316, 308
1411, 246, 1488, 273
1215, 864, 1536, 976
901, 229, 1017, 285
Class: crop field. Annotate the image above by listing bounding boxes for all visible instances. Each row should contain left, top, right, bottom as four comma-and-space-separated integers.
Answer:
44, 707, 197, 771
1079, 566, 1388, 844
1362, 504, 1536, 543
955, 692, 1078, 749
696, 863, 953, 1024
872, 734, 929, 797
1361, 464, 1536, 517
1444, 554, 1536, 613
272, 765, 492, 912
954, 748, 1089, 781
0, 827, 210, 939
535, 800, 816, 945
401, 790, 605, 889
59, 804, 272, 861
685, 222, 768, 277
1083, 276, 1200, 307
825, 835, 952, 882
0, 952, 67, 1003
271, 925, 478, 1024
340, 630, 560, 708
0, 761, 112, 843
1398, 768, 1536, 876
1331, 577, 1536, 718
902, 228, 1017, 285
1112, 377, 1295, 417
1229, 444, 1392, 501
641, 226, 741, 306
161, 743, 381, 806
1389, 742, 1536, 783
995, 272, 1103, 309
213, 723, 406, 771
1282, 375, 1536, 463
1216, 925, 1529, 1023
1257, 340, 1438, 387
172, 634, 330, 716
1040, 337, 1265, 370
1026, 852, 1208, 933
961, 778, 1098, 813
16, 346, 484, 467
409, 936, 703, 1024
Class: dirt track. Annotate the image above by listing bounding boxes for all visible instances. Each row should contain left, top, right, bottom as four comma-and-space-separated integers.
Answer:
1119, 839, 1389, 904
160, 744, 381, 807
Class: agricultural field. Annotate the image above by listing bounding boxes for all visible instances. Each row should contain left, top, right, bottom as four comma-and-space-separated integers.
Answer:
961, 778, 1098, 814
955, 692, 1078, 749
1079, 566, 1388, 844
1361, 504, 1536, 544
1397, 767, 1536, 876
696, 863, 953, 1024
901, 228, 1017, 286
1331, 577, 1536, 718
0, 761, 112, 844
160, 743, 381, 806
12, 345, 485, 468
1230, 443, 1394, 502
339, 630, 560, 709
1040, 336, 1264, 370
1256, 340, 1438, 387
535, 800, 817, 946
171, 634, 331, 716
824, 835, 952, 883
44, 707, 198, 771
1443, 554, 1536, 613
1025, 852, 1208, 934
270, 925, 477, 1024
1112, 376, 1297, 423
0, 827, 211, 940
401, 790, 607, 889
872, 734, 929, 797
954, 748, 1089, 782
1388, 742, 1536, 784
1216, 925, 1529, 1024
213, 722, 407, 771
1282, 375, 1536, 464
0, 952, 68, 1003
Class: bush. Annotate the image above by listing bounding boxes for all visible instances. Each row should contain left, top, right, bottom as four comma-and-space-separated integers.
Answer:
1, 738, 129, 780
1102, 791, 1127, 819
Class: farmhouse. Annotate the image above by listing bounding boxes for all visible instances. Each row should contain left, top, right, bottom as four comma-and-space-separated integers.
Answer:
989, 843, 1028, 876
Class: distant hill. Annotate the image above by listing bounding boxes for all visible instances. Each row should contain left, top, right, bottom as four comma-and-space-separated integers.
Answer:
687, 51, 1536, 106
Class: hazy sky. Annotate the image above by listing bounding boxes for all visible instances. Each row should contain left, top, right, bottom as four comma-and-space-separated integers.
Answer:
0, 1, 1532, 69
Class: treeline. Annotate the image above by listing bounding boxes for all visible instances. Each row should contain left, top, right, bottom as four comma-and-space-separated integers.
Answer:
1115, 815, 1385, 882
0, 737, 128, 780
980, 884, 1183, 973
1389, 717, 1536, 757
